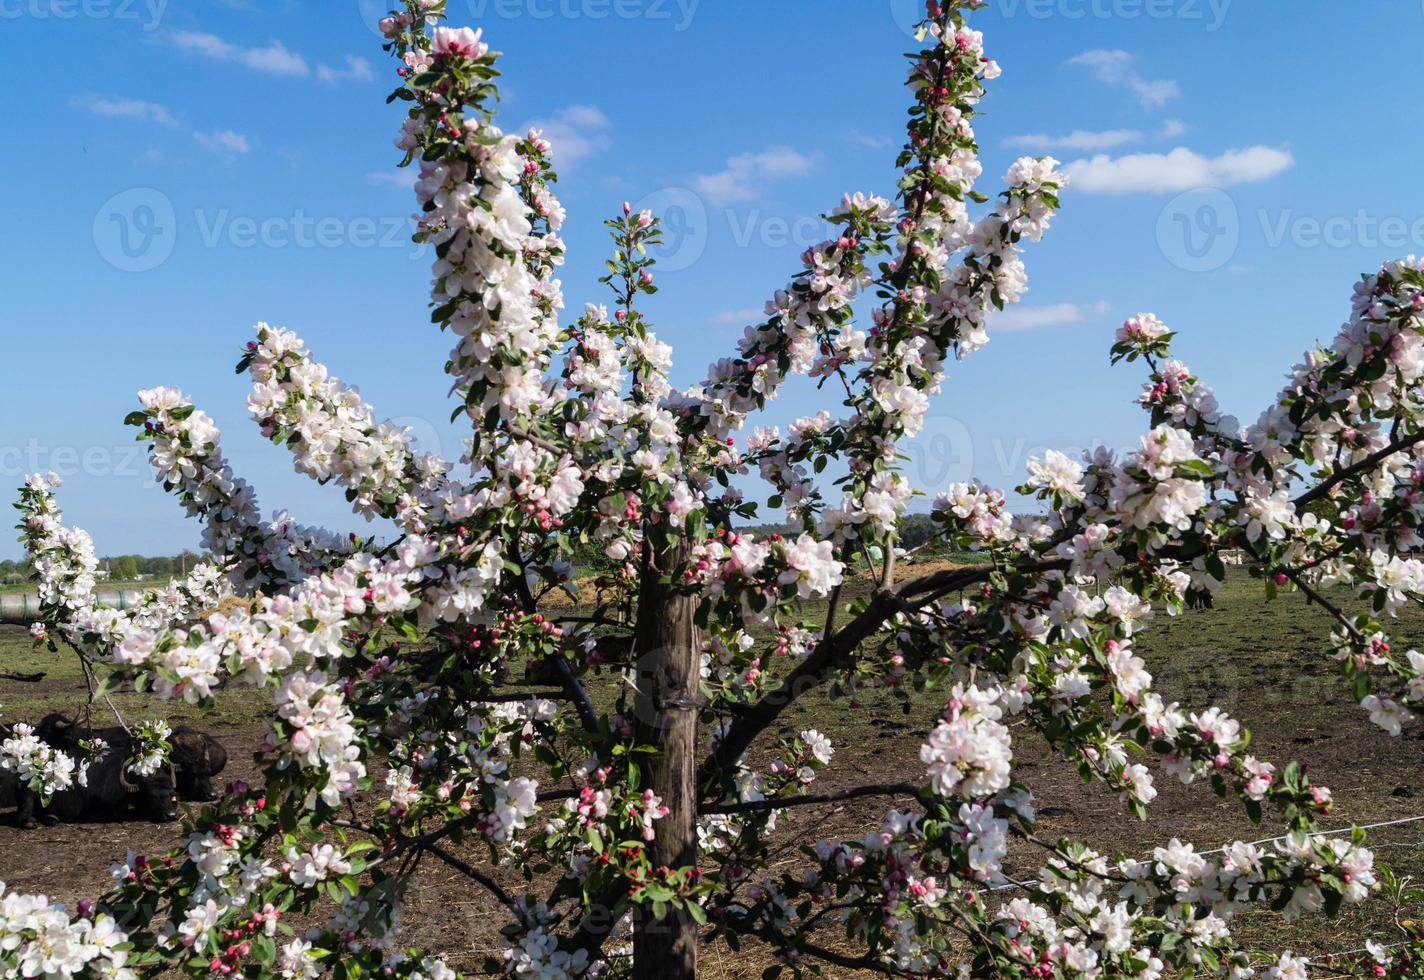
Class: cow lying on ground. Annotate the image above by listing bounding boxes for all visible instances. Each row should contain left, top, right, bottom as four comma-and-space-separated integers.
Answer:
0, 723, 13, 813
1, 716, 231, 827
8, 740, 179, 830
37, 715, 229, 802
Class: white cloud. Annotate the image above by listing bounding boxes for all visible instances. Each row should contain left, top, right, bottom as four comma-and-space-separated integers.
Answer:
169, 29, 233, 58
367, 170, 418, 189
1007, 128, 1142, 152
194, 129, 251, 154
710, 306, 765, 327
844, 130, 896, 150
1064, 146, 1294, 194
316, 55, 375, 84
691, 147, 817, 205
139, 146, 177, 167
991, 301, 1112, 332
524, 104, 611, 168
171, 30, 309, 77
70, 95, 178, 128
1068, 49, 1179, 110
72, 92, 253, 160
172, 32, 371, 84
1006, 118, 1189, 153
1070, 48, 1133, 74
1132, 79, 1180, 110
242, 42, 307, 76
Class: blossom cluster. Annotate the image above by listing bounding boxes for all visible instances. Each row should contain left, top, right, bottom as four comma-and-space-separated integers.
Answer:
0, 883, 133, 980
242, 324, 450, 529
1, 722, 78, 800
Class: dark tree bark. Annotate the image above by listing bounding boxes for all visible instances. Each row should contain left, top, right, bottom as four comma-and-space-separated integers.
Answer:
631, 544, 702, 980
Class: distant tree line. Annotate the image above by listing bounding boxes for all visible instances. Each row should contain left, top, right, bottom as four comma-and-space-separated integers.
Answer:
0, 551, 207, 586
565, 512, 949, 577
2, 521, 953, 587
1, 516, 961, 587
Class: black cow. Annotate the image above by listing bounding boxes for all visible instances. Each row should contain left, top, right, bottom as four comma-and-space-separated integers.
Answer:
36, 715, 228, 803
12, 750, 179, 829
169, 726, 228, 803
0, 723, 14, 813
7, 715, 181, 829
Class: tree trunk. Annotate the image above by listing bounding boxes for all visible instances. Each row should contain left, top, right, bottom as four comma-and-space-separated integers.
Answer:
632, 546, 702, 980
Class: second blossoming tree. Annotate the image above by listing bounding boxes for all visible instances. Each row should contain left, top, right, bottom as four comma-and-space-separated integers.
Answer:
11, 1, 1424, 978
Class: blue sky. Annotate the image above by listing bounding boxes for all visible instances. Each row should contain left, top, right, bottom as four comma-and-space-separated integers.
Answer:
3, 0, 1423, 560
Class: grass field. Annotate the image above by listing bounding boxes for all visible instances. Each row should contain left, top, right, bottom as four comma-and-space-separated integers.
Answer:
2, 566, 1422, 974
0, 636, 269, 731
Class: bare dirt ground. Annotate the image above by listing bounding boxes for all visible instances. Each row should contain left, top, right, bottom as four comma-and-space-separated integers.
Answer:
3, 567, 1424, 975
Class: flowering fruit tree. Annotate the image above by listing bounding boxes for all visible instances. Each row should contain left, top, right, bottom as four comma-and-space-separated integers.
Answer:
8, 1, 1424, 978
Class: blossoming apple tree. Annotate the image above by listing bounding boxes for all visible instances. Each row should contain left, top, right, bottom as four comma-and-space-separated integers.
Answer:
9, 0, 1424, 977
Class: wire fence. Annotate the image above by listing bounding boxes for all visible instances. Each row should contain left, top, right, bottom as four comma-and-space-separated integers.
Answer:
988, 813, 1424, 897
441, 812, 1424, 969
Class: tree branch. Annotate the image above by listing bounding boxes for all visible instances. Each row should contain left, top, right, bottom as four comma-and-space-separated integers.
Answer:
448, 688, 574, 703
897, 557, 1067, 603
0, 671, 45, 683
567, 881, 628, 966
698, 588, 900, 786
744, 926, 915, 978
549, 655, 600, 734
699, 557, 1067, 788
1281, 567, 1364, 644
1293, 428, 1424, 513
507, 545, 601, 734
700, 783, 928, 816
508, 426, 570, 458
424, 842, 519, 914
